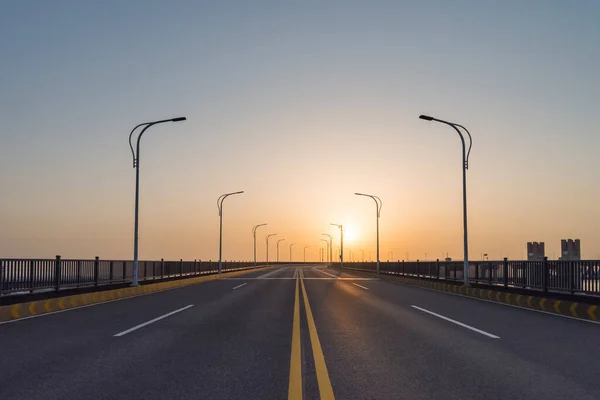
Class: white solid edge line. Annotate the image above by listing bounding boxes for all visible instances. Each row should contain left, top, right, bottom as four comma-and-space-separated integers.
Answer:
114, 304, 194, 337
312, 267, 340, 279
352, 283, 369, 290
232, 283, 247, 290
411, 305, 500, 339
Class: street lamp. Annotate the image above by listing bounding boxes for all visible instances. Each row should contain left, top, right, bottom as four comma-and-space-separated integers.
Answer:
128, 116, 186, 286
320, 239, 329, 263
217, 191, 244, 274
355, 192, 382, 274
289, 243, 297, 262
388, 251, 393, 261
331, 223, 344, 268
252, 223, 267, 267
303, 245, 311, 262
360, 249, 365, 262
265, 234, 277, 265
277, 239, 286, 262
419, 114, 473, 286
321, 233, 333, 265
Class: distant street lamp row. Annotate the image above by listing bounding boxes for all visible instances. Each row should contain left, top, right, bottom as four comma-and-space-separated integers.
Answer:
129, 114, 473, 286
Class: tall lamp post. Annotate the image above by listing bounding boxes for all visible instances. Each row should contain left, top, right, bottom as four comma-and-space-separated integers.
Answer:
266, 234, 277, 265
360, 249, 365, 262
252, 223, 267, 267
277, 239, 286, 262
303, 245, 311, 262
419, 114, 473, 286
321, 233, 333, 266
289, 243, 297, 262
355, 192, 382, 274
331, 224, 344, 268
320, 239, 330, 263
129, 116, 186, 286
388, 251, 393, 261
217, 191, 244, 274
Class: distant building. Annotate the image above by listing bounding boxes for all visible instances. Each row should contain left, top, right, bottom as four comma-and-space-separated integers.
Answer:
527, 242, 545, 261
445, 257, 452, 262
560, 239, 581, 261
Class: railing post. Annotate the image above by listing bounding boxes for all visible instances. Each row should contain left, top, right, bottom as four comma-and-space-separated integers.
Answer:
543, 257, 548, 293
416, 260, 419, 278
94, 256, 100, 287
475, 261, 479, 283
180, 259, 183, 276
54, 255, 61, 292
569, 260, 575, 294
122, 261, 126, 281
436, 259, 440, 280
0, 260, 4, 296
29, 260, 35, 293
402, 260, 405, 275
109, 261, 114, 283
161, 258, 164, 279
194, 259, 197, 275
143, 261, 147, 280
76, 260, 81, 287
503, 258, 508, 287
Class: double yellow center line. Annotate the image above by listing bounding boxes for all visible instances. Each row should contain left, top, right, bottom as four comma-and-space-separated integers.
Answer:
288, 268, 335, 400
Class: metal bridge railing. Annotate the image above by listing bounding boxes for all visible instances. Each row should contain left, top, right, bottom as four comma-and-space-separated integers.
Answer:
0, 257, 253, 296
338, 258, 600, 297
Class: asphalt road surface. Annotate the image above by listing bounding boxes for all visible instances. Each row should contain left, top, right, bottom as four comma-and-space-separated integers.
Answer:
1, 265, 599, 400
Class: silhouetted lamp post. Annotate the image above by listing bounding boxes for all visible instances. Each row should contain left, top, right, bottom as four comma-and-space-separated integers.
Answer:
331, 224, 344, 268
355, 193, 382, 274
252, 223, 267, 266
218, 191, 244, 274
320, 239, 330, 263
321, 233, 333, 266
419, 114, 473, 286
129, 117, 186, 286
303, 245, 311, 262
266, 234, 277, 265
277, 239, 286, 262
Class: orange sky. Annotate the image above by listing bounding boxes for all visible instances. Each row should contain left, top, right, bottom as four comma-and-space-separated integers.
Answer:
2, 2, 600, 261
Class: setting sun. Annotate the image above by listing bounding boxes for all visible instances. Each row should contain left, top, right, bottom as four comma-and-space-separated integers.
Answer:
344, 225, 360, 242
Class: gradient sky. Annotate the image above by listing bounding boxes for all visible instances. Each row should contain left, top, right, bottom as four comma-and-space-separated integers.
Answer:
1, 1, 600, 262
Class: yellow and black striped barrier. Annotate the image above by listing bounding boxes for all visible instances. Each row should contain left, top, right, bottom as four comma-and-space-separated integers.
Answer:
335, 268, 598, 323
0, 266, 272, 323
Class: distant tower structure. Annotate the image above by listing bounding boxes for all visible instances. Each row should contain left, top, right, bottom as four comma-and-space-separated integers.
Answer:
526, 242, 545, 261
560, 239, 581, 261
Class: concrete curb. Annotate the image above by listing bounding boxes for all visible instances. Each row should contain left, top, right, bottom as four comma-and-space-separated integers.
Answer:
333, 268, 598, 323
0, 266, 273, 323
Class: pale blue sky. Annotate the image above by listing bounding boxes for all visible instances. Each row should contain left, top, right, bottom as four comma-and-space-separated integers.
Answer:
1, 1, 599, 261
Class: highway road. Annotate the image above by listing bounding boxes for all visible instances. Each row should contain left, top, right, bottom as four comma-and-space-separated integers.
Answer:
1, 265, 599, 400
